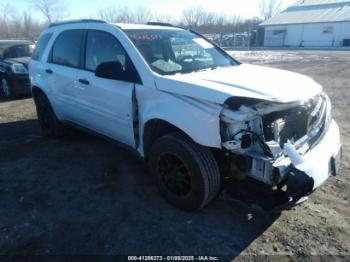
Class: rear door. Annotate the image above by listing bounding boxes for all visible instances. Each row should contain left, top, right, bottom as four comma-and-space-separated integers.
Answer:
74, 30, 139, 147
45, 29, 84, 121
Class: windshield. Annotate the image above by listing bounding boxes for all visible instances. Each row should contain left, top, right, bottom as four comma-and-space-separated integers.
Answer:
125, 29, 238, 75
0, 43, 32, 59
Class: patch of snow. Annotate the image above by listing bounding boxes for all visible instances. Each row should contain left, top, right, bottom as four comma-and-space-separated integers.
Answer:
228, 51, 331, 64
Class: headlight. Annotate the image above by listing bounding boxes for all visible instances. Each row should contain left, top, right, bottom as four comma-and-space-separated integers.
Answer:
323, 92, 332, 130
324, 92, 332, 116
11, 63, 28, 74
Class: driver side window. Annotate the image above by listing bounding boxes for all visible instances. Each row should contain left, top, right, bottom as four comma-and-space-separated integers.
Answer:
85, 30, 128, 72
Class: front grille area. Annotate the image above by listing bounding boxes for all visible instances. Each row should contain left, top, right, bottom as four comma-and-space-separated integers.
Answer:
14, 78, 30, 87
263, 94, 328, 148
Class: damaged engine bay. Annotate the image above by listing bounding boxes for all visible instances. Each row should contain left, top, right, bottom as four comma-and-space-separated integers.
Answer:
219, 93, 334, 212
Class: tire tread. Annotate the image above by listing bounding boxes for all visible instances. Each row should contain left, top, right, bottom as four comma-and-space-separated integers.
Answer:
157, 133, 221, 210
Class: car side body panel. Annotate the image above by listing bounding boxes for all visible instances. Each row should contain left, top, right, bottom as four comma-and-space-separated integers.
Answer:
135, 85, 223, 156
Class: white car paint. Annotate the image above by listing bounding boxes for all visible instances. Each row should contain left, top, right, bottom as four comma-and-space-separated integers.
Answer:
155, 64, 322, 104
74, 69, 136, 147
135, 86, 223, 152
285, 120, 341, 189
29, 21, 341, 199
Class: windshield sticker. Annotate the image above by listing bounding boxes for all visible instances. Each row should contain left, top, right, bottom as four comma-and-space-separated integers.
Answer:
193, 38, 214, 49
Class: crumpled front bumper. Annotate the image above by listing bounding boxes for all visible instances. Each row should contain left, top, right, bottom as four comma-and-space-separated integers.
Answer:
285, 119, 341, 191
222, 119, 341, 213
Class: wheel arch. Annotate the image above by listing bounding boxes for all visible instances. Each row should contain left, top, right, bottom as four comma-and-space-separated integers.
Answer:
31, 85, 60, 118
142, 119, 193, 157
31, 85, 46, 101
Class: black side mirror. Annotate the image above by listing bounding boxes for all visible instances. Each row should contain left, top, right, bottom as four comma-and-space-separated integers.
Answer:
95, 61, 126, 81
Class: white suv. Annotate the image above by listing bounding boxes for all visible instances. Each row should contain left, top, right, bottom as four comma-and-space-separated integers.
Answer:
29, 20, 341, 211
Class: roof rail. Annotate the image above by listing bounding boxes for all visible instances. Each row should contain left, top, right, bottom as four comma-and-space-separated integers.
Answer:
48, 19, 106, 28
146, 22, 187, 30
146, 22, 175, 27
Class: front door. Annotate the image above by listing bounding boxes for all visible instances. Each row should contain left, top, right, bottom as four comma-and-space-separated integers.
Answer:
74, 30, 138, 147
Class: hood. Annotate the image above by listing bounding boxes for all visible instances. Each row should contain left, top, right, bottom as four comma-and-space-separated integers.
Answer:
4, 57, 31, 68
155, 64, 322, 104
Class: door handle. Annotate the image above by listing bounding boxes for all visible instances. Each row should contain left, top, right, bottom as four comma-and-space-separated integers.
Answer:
79, 79, 90, 85
45, 69, 53, 74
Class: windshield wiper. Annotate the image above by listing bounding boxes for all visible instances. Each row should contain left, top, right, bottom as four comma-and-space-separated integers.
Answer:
166, 66, 219, 76
191, 66, 218, 73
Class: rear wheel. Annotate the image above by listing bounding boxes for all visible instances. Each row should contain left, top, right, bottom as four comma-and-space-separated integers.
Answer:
34, 93, 65, 138
148, 133, 221, 211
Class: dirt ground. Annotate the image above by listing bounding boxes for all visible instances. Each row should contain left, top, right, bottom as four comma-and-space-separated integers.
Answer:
0, 51, 349, 261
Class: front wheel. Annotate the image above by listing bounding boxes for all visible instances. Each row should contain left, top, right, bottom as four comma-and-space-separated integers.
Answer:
148, 133, 221, 211
0, 76, 13, 98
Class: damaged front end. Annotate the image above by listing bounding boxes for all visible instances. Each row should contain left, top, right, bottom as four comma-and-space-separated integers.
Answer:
220, 92, 342, 206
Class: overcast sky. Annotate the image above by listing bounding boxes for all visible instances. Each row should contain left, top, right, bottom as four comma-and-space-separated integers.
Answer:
3, 0, 297, 21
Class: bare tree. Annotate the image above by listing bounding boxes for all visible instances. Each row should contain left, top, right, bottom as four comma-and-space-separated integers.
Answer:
134, 6, 153, 24
1, 3, 263, 42
98, 7, 119, 23
153, 13, 173, 23
31, 0, 68, 24
0, 3, 49, 40
259, 0, 282, 20
0, 3, 17, 21
99, 6, 135, 23
0, 4, 18, 39
99, 6, 154, 24
181, 6, 205, 28
22, 11, 41, 40
116, 7, 134, 23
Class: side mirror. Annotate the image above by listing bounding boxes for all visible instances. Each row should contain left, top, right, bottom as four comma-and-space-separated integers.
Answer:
95, 61, 126, 81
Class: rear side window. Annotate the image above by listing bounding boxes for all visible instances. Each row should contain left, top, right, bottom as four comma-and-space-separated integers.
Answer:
51, 30, 84, 68
32, 33, 52, 61
85, 30, 128, 72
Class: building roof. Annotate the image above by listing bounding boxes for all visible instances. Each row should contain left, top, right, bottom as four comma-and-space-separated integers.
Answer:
260, 0, 350, 26
296, 0, 350, 6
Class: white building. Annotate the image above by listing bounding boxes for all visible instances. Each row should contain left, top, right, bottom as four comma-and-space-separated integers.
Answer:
260, 0, 350, 47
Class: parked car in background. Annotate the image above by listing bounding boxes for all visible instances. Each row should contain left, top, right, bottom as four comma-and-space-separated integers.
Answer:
0, 40, 33, 98
221, 34, 248, 47
29, 20, 341, 211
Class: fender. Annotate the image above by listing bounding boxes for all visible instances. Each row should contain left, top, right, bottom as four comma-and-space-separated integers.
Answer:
29, 60, 64, 119
29, 61, 50, 95
136, 85, 223, 156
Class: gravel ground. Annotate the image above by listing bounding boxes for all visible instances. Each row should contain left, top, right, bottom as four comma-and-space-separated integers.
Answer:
0, 50, 349, 261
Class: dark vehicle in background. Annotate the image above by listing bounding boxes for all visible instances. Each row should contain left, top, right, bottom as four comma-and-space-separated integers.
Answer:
220, 34, 247, 47
0, 40, 33, 98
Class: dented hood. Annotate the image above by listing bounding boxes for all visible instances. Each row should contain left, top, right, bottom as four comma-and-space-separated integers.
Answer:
155, 64, 322, 104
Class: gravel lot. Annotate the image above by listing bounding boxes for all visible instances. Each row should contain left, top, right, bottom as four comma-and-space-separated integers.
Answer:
0, 50, 349, 261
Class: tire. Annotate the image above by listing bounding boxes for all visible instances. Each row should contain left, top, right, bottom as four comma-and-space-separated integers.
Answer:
0, 76, 14, 98
34, 93, 65, 138
148, 133, 221, 211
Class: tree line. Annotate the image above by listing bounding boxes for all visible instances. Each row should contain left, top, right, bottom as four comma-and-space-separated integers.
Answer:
0, 0, 283, 41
